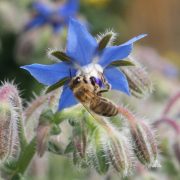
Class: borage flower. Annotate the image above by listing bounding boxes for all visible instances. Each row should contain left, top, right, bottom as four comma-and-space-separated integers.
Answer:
21, 18, 146, 111
24, 0, 79, 33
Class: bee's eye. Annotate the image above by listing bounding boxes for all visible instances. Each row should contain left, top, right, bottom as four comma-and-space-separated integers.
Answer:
90, 76, 96, 86
73, 77, 81, 85
90, 76, 103, 87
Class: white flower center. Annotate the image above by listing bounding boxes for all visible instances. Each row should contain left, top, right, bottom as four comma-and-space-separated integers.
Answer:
76, 63, 103, 79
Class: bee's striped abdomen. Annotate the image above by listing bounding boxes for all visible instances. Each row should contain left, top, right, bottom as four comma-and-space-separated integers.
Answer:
90, 97, 118, 117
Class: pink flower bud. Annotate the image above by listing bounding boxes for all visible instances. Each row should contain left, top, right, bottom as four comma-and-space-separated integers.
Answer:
0, 82, 20, 162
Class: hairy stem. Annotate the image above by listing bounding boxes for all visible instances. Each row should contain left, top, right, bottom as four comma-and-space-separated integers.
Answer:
11, 137, 36, 179
163, 92, 180, 116
17, 117, 28, 150
14, 97, 28, 149
154, 117, 180, 134
24, 90, 59, 121
24, 95, 48, 121
117, 105, 137, 126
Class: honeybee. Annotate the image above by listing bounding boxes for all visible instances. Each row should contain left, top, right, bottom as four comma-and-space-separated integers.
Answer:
69, 75, 118, 117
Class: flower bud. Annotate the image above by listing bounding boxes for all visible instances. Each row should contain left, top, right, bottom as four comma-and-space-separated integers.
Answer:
130, 121, 159, 167
0, 83, 20, 162
36, 123, 51, 157
73, 150, 88, 169
72, 125, 87, 159
106, 135, 133, 176
37, 110, 54, 157
71, 125, 88, 169
87, 129, 109, 174
121, 65, 152, 98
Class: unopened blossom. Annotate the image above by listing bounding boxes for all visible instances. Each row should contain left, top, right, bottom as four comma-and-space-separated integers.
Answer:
0, 83, 20, 162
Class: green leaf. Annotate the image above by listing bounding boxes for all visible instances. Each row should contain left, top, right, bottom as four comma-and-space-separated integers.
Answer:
11, 174, 22, 180
110, 60, 135, 67
53, 111, 68, 125
50, 50, 71, 62
98, 33, 113, 51
45, 77, 69, 94
39, 109, 54, 123
50, 124, 61, 135
48, 141, 63, 155
64, 141, 75, 154
68, 119, 80, 127
1, 161, 17, 178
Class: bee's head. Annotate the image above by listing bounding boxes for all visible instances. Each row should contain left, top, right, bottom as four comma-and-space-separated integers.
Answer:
69, 74, 103, 90
69, 76, 84, 89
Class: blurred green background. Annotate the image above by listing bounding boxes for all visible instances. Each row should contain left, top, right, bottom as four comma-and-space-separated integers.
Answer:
0, 0, 179, 180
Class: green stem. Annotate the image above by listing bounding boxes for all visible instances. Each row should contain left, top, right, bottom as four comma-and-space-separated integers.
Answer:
17, 117, 28, 150
11, 137, 36, 179
15, 98, 28, 150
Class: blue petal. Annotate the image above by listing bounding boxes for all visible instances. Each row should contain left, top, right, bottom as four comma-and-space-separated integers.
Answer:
24, 1, 54, 31
59, 0, 79, 17
58, 85, 78, 111
121, 34, 147, 46
104, 67, 130, 95
66, 18, 97, 66
21, 62, 76, 86
24, 16, 47, 31
99, 45, 132, 68
99, 34, 147, 68
33, 2, 52, 16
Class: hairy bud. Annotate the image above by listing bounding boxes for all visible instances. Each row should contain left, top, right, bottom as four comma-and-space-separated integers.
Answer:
121, 65, 152, 98
86, 127, 133, 176
130, 121, 159, 167
87, 129, 109, 174
37, 110, 55, 157
37, 123, 51, 157
106, 134, 133, 176
73, 127, 86, 159
0, 82, 20, 162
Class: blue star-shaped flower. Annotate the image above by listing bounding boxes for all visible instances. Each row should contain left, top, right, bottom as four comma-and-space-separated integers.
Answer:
21, 18, 146, 111
24, 0, 79, 33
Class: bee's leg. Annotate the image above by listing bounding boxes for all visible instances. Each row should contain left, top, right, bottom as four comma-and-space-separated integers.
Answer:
100, 73, 111, 90
97, 88, 109, 95
94, 84, 100, 93
97, 83, 111, 96
104, 81, 111, 91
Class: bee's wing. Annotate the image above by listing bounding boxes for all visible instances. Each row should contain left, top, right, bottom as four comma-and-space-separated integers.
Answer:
81, 102, 99, 120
